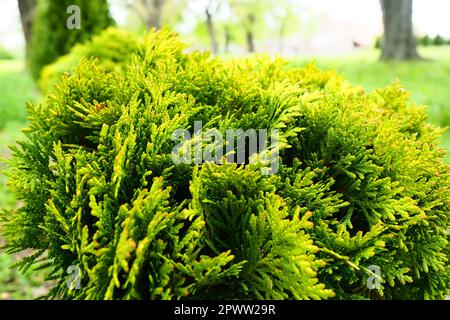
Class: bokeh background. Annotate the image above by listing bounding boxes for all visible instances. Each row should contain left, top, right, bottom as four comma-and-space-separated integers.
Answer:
0, 0, 449, 299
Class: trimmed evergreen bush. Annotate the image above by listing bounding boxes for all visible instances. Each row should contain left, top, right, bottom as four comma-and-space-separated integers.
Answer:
39, 27, 139, 92
28, 0, 114, 80
2, 29, 449, 300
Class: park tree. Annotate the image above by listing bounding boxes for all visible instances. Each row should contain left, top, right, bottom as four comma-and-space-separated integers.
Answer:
17, 0, 36, 58
421, 34, 431, 46
186, 0, 232, 55
116, 0, 184, 34
380, 0, 421, 60
124, 0, 164, 30
223, 23, 232, 53
229, 0, 270, 53
221, 18, 242, 53
188, 0, 229, 55
205, 0, 220, 55
28, 0, 114, 80
433, 34, 444, 46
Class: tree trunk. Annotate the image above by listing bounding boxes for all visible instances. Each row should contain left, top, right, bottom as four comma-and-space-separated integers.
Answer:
150, 0, 163, 29
380, 0, 420, 60
141, 0, 163, 29
18, 0, 36, 58
205, 8, 218, 55
246, 13, 256, 53
224, 26, 231, 53
246, 30, 255, 53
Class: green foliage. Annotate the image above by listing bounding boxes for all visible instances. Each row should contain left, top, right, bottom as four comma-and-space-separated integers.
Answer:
433, 35, 445, 46
1, 29, 449, 300
417, 34, 450, 47
421, 35, 431, 46
374, 37, 381, 49
39, 27, 139, 92
290, 47, 450, 163
190, 0, 298, 54
28, 0, 114, 80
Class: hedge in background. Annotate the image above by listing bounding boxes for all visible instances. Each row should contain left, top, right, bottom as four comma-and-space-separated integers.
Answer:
2, 29, 449, 300
28, 0, 114, 80
38, 27, 139, 92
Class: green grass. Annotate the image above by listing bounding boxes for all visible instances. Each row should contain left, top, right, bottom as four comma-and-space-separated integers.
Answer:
0, 60, 42, 300
0, 60, 39, 129
0, 60, 39, 211
290, 46, 450, 162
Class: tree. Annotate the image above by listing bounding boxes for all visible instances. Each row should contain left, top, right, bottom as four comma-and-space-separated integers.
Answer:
433, 34, 444, 46
205, 0, 219, 55
224, 24, 232, 53
150, 0, 163, 29
229, 0, 269, 53
17, 0, 36, 58
187, 0, 232, 55
379, 0, 421, 60
421, 34, 431, 46
125, 0, 164, 30
117, 0, 185, 33
245, 12, 256, 53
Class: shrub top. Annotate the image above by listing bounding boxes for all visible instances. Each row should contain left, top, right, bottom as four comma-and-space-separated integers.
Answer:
2, 29, 449, 300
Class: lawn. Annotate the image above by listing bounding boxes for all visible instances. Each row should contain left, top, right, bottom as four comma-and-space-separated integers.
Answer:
0, 46, 449, 299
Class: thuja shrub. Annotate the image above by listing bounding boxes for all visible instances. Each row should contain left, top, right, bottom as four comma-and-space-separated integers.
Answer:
39, 27, 139, 92
2, 29, 449, 300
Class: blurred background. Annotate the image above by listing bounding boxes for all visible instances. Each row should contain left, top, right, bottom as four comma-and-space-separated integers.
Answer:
0, 0, 449, 299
